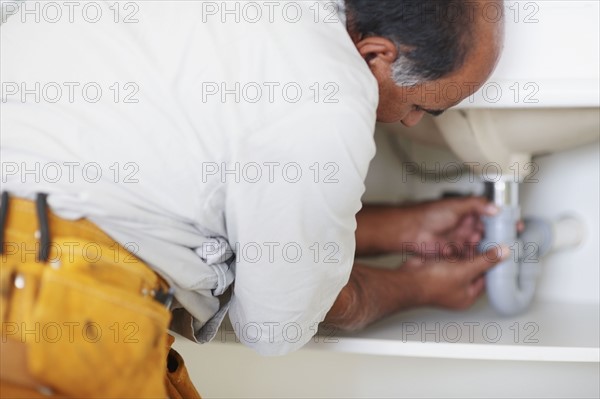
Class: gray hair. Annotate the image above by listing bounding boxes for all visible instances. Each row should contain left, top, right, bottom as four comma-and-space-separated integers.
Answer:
345, 0, 476, 89
391, 53, 427, 87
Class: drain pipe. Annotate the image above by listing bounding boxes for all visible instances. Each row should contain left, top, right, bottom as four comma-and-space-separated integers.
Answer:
479, 180, 584, 316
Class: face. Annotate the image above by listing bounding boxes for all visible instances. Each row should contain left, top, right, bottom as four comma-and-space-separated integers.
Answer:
353, 5, 504, 125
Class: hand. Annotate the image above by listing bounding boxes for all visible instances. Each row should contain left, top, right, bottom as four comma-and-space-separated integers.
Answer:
355, 197, 522, 257
410, 197, 499, 257
402, 245, 509, 310
325, 245, 509, 331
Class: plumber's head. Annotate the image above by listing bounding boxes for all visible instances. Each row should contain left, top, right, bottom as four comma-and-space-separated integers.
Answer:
346, 0, 505, 125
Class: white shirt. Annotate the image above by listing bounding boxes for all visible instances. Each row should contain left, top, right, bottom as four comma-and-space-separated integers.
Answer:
1, 0, 378, 355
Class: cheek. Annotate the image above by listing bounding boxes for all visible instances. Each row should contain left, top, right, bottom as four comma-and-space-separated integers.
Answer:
376, 84, 414, 122
389, 88, 415, 119
377, 103, 412, 123
390, 102, 414, 123
378, 109, 412, 123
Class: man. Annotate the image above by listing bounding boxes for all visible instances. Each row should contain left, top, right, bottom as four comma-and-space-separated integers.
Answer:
0, 0, 505, 397
325, 0, 506, 331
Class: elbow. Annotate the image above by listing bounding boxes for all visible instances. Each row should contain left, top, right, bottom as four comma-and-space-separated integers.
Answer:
324, 278, 373, 332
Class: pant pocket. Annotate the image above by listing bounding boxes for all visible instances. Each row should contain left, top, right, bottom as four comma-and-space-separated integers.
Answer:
26, 264, 171, 399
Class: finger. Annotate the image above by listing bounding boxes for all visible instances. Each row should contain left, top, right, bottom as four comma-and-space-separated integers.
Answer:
467, 245, 510, 277
442, 243, 455, 257
470, 227, 485, 246
476, 219, 484, 234
452, 214, 475, 239
469, 232, 482, 244
452, 224, 472, 244
460, 214, 477, 231
468, 275, 486, 298
453, 215, 480, 247
517, 220, 525, 233
444, 197, 499, 218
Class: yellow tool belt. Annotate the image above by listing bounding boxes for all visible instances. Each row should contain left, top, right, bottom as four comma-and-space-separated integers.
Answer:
0, 194, 200, 398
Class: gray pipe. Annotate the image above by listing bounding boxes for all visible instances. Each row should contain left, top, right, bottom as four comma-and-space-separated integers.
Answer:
479, 181, 553, 316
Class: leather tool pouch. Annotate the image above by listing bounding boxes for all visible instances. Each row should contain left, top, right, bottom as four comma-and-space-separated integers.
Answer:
13, 238, 171, 398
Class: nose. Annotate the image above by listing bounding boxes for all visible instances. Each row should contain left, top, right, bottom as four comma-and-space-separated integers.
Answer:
401, 110, 425, 127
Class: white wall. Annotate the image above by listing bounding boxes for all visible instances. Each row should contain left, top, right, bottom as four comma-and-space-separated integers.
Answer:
459, 0, 599, 108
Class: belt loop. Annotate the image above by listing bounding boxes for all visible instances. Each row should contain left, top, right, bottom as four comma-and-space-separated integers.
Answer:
0, 191, 9, 254
35, 193, 51, 262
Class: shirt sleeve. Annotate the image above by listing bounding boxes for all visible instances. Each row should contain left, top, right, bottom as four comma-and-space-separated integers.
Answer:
224, 81, 378, 355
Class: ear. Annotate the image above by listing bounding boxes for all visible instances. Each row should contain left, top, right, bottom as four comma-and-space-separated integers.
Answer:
355, 36, 398, 68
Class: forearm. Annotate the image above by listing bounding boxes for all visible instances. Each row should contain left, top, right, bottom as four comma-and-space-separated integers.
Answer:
324, 263, 425, 331
355, 205, 420, 256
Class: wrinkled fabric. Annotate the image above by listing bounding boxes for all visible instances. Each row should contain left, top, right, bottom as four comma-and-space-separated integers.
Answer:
1, 0, 378, 354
